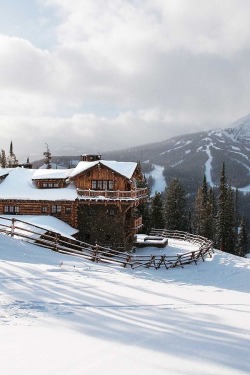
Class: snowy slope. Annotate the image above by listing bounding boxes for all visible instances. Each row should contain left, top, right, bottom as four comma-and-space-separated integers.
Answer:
1, 232, 250, 375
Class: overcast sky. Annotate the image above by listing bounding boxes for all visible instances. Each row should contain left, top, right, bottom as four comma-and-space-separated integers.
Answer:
1, 0, 250, 161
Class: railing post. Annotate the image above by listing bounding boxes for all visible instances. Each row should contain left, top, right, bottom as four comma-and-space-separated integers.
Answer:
54, 233, 58, 252
11, 218, 15, 237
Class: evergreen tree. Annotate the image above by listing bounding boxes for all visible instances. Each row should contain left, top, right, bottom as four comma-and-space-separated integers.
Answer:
44, 143, 52, 169
164, 178, 188, 231
225, 182, 236, 253
0, 149, 7, 168
206, 187, 217, 241
194, 175, 217, 241
137, 175, 151, 234
236, 217, 248, 257
150, 192, 165, 229
6, 141, 18, 168
216, 163, 236, 253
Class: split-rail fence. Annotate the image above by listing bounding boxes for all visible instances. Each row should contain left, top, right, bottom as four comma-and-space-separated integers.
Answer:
0, 216, 214, 270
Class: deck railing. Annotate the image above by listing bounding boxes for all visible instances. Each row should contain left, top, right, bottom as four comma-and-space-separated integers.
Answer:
76, 187, 148, 200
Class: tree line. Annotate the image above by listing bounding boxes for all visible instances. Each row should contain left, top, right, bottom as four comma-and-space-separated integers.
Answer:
139, 162, 248, 257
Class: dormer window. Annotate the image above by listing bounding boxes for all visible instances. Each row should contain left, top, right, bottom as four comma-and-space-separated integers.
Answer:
42, 182, 59, 188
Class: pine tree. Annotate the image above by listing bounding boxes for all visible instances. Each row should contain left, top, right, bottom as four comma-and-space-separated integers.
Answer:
206, 187, 217, 241
44, 143, 52, 169
236, 217, 248, 257
164, 178, 188, 231
194, 185, 204, 235
216, 163, 236, 253
194, 176, 216, 240
6, 141, 18, 168
0, 149, 7, 168
137, 175, 151, 234
150, 192, 165, 229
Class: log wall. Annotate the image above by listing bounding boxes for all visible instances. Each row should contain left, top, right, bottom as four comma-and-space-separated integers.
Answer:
0, 200, 78, 228
73, 164, 132, 191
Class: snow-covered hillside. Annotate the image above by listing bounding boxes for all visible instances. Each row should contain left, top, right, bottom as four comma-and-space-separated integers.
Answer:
225, 113, 250, 143
1, 230, 250, 375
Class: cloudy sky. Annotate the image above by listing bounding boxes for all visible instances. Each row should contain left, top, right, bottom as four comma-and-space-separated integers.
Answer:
1, 0, 250, 161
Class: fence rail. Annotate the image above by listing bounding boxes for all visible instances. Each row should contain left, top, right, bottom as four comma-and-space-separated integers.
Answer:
0, 217, 214, 270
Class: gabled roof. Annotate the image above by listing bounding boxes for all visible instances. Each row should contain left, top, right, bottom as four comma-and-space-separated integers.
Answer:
70, 160, 138, 179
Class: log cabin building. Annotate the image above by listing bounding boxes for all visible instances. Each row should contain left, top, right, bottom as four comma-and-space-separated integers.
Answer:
0, 155, 148, 250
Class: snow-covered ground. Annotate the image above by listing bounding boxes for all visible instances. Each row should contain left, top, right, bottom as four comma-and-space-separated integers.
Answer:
1, 227, 250, 375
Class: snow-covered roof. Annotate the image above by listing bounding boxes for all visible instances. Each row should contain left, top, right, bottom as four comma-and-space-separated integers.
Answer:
70, 160, 138, 179
32, 169, 72, 180
0, 160, 139, 201
0, 215, 78, 238
0, 168, 77, 201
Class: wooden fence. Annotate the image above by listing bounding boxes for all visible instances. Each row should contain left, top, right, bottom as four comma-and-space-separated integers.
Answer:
0, 217, 214, 270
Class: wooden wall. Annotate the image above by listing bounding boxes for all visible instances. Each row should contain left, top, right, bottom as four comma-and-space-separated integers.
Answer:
0, 200, 78, 228
33, 179, 67, 189
73, 164, 133, 191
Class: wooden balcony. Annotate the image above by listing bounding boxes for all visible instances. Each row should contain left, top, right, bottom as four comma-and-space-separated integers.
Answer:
126, 216, 143, 232
77, 187, 148, 201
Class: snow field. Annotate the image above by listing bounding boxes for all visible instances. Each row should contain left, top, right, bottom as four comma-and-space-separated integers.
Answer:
0, 234, 250, 375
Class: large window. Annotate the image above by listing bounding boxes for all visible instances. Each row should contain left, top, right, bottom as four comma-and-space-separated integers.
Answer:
52, 205, 61, 214
91, 180, 114, 190
4, 206, 19, 214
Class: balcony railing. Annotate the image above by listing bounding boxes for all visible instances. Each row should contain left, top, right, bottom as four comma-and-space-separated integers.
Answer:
126, 216, 143, 232
77, 187, 148, 201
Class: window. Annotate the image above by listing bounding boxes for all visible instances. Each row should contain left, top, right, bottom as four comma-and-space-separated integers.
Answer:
91, 180, 114, 190
42, 182, 59, 188
42, 206, 48, 213
65, 207, 71, 214
4, 206, 19, 214
52, 205, 61, 214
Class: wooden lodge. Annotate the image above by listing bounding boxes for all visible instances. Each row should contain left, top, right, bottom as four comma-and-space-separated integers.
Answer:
0, 155, 148, 250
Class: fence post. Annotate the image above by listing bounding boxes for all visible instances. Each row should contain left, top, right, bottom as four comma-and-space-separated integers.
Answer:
11, 218, 15, 237
54, 233, 58, 252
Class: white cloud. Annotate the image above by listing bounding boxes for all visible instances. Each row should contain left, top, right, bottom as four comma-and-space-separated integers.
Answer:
1, 0, 250, 160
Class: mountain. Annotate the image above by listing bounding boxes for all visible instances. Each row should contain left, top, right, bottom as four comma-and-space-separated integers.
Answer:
33, 114, 250, 194
103, 114, 250, 193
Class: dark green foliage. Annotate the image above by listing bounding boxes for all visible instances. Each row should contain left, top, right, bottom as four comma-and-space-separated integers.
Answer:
216, 163, 236, 253
164, 178, 188, 231
0, 149, 7, 168
44, 143, 52, 169
7, 141, 18, 168
150, 192, 165, 229
194, 175, 217, 241
236, 217, 248, 257
137, 175, 152, 234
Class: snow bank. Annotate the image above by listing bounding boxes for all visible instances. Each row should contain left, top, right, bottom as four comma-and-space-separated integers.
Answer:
0, 229, 250, 375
